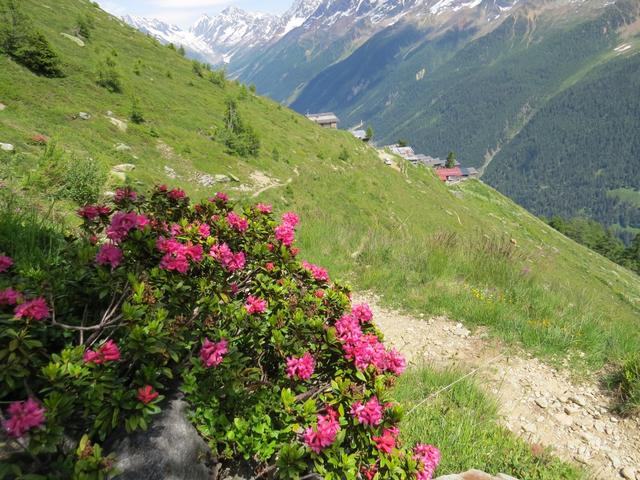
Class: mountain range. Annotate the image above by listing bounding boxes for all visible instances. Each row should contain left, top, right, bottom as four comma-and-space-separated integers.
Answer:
125, 0, 640, 242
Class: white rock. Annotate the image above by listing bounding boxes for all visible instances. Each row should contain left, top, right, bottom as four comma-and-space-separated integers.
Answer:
115, 143, 131, 152
60, 32, 85, 46
112, 163, 136, 172
0, 103, 6, 111
535, 398, 549, 409
109, 117, 128, 132
78, 112, 91, 120
620, 467, 635, 479
569, 395, 587, 407
0, 143, 14, 152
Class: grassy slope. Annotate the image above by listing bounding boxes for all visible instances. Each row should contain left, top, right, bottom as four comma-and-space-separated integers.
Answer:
1, 0, 639, 373
0, 0, 639, 475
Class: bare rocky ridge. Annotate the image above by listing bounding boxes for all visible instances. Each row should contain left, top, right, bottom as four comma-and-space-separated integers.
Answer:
357, 294, 640, 480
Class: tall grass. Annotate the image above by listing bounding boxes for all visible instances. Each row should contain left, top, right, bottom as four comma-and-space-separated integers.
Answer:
394, 366, 585, 479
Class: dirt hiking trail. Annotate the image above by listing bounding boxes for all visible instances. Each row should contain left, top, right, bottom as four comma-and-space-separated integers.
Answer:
356, 294, 640, 480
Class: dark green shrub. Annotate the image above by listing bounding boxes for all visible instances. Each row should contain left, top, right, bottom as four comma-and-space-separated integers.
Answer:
615, 354, 640, 414
192, 60, 203, 77
76, 14, 94, 40
209, 69, 226, 88
130, 97, 145, 124
0, 0, 63, 77
96, 55, 122, 93
221, 98, 260, 157
59, 156, 106, 205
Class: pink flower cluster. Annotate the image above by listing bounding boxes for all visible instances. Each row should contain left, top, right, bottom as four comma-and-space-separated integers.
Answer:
77, 205, 111, 220
351, 303, 373, 323
200, 338, 228, 367
83, 340, 121, 364
210, 243, 246, 272
350, 397, 384, 426
245, 295, 267, 314
226, 212, 248, 232
157, 237, 203, 274
286, 352, 315, 380
167, 188, 186, 200
0, 288, 22, 306
107, 212, 149, 243
137, 385, 159, 404
303, 407, 340, 453
2, 398, 45, 438
14, 297, 49, 321
0, 255, 13, 273
113, 187, 137, 203
413, 444, 441, 480
335, 313, 406, 375
96, 244, 123, 269
302, 261, 330, 283
256, 203, 272, 214
197, 223, 211, 238
372, 427, 399, 454
210, 192, 228, 203
274, 211, 299, 247
274, 223, 295, 246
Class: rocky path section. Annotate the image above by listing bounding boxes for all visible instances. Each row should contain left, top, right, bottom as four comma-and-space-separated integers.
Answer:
357, 294, 640, 480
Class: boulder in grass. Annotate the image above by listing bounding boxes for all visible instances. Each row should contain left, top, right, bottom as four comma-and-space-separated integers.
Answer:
112, 164, 136, 173
0, 143, 15, 152
79, 112, 91, 120
115, 143, 131, 152
0, 103, 6, 111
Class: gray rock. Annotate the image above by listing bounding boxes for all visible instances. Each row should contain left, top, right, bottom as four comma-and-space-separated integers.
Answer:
115, 143, 131, 152
0, 103, 6, 111
109, 395, 213, 480
214, 174, 232, 183
534, 398, 549, 409
79, 112, 91, 120
569, 395, 586, 407
60, 32, 85, 46
460, 470, 494, 480
109, 117, 128, 131
0, 143, 14, 152
496, 475, 520, 480
434, 476, 463, 480
112, 163, 136, 173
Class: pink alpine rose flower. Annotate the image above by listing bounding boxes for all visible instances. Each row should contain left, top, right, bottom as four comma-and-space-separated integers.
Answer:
281, 212, 299, 227
77, 205, 111, 220
137, 385, 159, 404
96, 244, 123, 269
200, 338, 228, 367
83, 339, 121, 365
0, 255, 13, 273
372, 428, 399, 454
113, 187, 137, 203
167, 188, 186, 200
302, 261, 330, 282
350, 397, 384, 426
198, 223, 211, 239
0, 288, 22, 306
413, 444, 441, 480
274, 223, 295, 246
245, 295, 267, 314
107, 212, 148, 242
14, 298, 49, 321
2, 398, 45, 438
256, 203, 272, 214
211, 192, 228, 203
226, 212, 248, 232
303, 407, 340, 453
286, 352, 315, 380
210, 243, 245, 272
351, 303, 373, 323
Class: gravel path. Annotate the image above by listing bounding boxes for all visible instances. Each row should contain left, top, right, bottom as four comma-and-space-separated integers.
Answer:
356, 294, 640, 480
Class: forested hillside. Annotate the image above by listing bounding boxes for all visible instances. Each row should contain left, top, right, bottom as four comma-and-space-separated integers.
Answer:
289, 0, 640, 238
484, 52, 640, 239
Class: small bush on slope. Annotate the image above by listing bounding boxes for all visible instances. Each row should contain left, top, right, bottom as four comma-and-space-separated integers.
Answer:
0, 186, 439, 479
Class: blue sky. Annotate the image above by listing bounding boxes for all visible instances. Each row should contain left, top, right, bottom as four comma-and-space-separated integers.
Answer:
97, 1, 293, 28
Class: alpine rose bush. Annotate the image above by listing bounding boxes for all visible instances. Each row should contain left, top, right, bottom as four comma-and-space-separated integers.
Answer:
0, 184, 439, 479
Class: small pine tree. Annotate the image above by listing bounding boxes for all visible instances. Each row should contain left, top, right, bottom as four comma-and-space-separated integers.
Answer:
133, 59, 142, 76
0, 1, 63, 77
192, 60, 203, 77
446, 151, 457, 168
397, 139, 408, 147
178, 45, 186, 56
130, 97, 144, 124
209, 69, 226, 88
96, 55, 122, 93
75, 14, 94, 40
249, 84, 257, 94
220, 98, 260, 157
338, 147, 350, 162
366, 125, 374, 140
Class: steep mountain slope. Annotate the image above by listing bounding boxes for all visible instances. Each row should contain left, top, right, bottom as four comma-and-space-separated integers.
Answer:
121, 15, 219, 64
1, 0, 640, 379
290, 0, 640, 235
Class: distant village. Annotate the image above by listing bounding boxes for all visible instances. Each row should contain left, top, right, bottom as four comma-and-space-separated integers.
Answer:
305, 112, 479, 184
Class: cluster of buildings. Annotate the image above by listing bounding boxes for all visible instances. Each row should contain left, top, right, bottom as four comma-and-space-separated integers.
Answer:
305, 111, 478, 183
